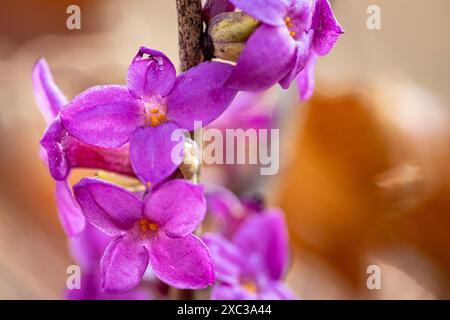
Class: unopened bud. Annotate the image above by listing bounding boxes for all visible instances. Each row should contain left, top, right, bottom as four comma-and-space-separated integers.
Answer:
207, 11, 259, 62
179, 137, 201, 183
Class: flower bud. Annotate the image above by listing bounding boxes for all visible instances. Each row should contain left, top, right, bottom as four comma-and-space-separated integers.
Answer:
206, 11, 259, 62
179, 137, 201, 183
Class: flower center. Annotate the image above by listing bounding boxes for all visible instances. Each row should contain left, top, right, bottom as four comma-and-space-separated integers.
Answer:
241, 281, 257, 293
138, 218, 158, 239
285, 16, 296, 38
143, 101, 167, 127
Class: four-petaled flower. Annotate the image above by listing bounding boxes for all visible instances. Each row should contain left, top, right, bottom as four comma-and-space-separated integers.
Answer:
61, 47, 237, 187
73, 177, 214, 292
225, 0, 343, 94
33, 58, 135, 183
204, 211, 296, 299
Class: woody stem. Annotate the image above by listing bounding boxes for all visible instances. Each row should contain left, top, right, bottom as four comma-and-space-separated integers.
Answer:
176, 0, 204, 72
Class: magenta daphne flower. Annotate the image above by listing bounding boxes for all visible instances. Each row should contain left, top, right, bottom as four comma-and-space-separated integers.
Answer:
61, 47, 237, 187
225, 0, 343, 93
73, 177, 214, 292
204, 211, 296, 299
33, 58, 134, 182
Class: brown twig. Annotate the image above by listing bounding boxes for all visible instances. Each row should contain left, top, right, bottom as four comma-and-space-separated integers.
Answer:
172, 0, 204, 301
176, 0, 204, 72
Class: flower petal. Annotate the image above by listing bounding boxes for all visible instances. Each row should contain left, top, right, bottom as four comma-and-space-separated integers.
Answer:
211, 283, 256, 300
101, 235, 149, 293
60, 85, 143, 148
65, 139, 135, 178
130, 122, 184, 186
228, 0, 289, 26
295, 53, 317, 101
127, 47, 176, 100
167, 61, 237, 131
55, 180, 85, 237
143, 179, 206, 237
232, 210, 289, 281
73, 178, 143, 236
203, 233, 242, 284
278, 30, 313, 89
203, 0, 235, 22
260, 282, 297, 300
148, 233, 214, 289
226, 25, 296, 91
40, 119, 69, 181
69, 222, 111, 269
312, 0, 344, 56
32, 58, 67, 124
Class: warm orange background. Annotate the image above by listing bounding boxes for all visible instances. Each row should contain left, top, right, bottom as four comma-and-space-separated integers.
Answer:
0, 0, 448, 299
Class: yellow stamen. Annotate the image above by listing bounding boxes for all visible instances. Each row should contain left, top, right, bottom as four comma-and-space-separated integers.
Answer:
151, 108, 159, 114
242, 282, 257, 293
150, 116, 161, 126
138, 219, 158, 239
157, 113, 166, 121
290, 31, 296, 37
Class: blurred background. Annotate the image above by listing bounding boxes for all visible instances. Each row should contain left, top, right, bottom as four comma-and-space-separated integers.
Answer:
0, 0, 448, 299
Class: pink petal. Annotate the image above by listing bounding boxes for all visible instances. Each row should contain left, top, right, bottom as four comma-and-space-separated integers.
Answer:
203, 233, 242, 284
263, 282, 297, 300
60, 85, 143, 148
203, 0, 235, 22
228, 0, 290, 26
130, 122, 184, 186
40, 119, 69, 180
278, 30, 314, 89
69, 223, 111, 269
101, 235, 149, 293
143, 179, 206, 237
226, 25, 296, 91
233, 210, 289, 281
295, 53, 317, 101
55, 180, 85, 237
73, 178, 143, 236
167, 61, 237, 131
148, 233, 214, 289
127, 47, 176, 100
211, 283, 256, 300
32, 58, 67, 124
312, 0, 344, 56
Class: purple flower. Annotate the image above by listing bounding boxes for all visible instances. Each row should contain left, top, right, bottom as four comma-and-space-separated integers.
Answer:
61, 47, 237, 187
67, 223, 151, 300
204, 211, 296, 299
73, 177, 214, 292
206, 185, 264, 238
33, 58, 135, 182
225, 0, 343, 92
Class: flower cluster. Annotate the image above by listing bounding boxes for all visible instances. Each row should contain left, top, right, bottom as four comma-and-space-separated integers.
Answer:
205, 0, 344, 100
32, 0, 342, 300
